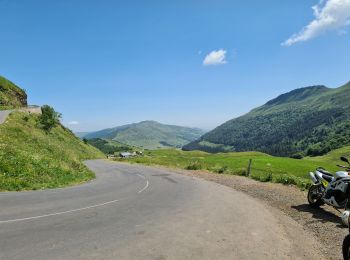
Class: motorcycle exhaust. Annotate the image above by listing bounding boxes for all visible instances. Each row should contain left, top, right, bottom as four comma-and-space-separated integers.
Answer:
309, 172, 319, 184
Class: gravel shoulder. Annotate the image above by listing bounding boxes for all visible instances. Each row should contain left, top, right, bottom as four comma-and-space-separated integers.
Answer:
135, 164, 346, 260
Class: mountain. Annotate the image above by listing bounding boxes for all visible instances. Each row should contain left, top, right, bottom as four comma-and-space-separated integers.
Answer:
83, 120, 205, 150
183, 82, 350, 157
0, 76, 27, 110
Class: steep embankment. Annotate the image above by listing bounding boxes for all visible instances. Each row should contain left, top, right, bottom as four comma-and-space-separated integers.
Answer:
0, 112, 104, 191
0, 76, 27, 110
84, 120, 205, 150
184, 82, 350, 157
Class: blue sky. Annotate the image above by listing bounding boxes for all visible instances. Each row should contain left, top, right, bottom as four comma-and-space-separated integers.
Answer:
1, 0, 350, 131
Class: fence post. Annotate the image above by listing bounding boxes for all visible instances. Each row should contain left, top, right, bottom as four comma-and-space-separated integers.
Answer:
247, 159, 252, 177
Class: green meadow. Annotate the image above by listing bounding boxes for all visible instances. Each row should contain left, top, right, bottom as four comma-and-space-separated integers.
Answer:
117, 147, 350, 189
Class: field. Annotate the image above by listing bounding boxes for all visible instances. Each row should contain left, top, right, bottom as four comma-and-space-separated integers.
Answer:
117, 147, 350, 189
0, 112, 104, 191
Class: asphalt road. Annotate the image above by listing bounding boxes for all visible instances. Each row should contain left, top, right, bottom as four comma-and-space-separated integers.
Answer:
0, 160, 323, 260
0, 110, 12, 124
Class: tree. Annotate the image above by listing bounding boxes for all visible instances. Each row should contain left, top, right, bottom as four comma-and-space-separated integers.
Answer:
40, 105, 61, 132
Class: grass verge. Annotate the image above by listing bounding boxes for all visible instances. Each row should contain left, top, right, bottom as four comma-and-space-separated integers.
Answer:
115, 148, 349, 189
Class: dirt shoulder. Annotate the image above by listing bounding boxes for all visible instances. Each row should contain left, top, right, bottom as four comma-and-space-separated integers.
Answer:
166, 168, 347, 260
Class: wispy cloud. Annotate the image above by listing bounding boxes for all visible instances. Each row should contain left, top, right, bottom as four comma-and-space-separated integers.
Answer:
68, 121, 80, 125
203, 49, 227, 66
282, 0, 350, 46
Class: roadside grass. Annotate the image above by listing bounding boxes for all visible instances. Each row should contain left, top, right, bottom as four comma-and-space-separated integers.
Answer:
0, 112, 104, 191
115, 148, 349, 189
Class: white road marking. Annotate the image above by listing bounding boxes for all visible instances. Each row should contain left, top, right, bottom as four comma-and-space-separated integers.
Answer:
138, 180, 149, 193
137, 173, 149, 193
0, 167, 150, 224
0, 199, 119, 224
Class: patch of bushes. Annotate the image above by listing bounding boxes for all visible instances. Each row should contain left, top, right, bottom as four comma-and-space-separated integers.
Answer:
290, 153, 304, 159
39, 105, 61, 131
251, 172, 272, 182
210, 165, 229, 174
185, 161, 202, 170
232, 168, 247, 176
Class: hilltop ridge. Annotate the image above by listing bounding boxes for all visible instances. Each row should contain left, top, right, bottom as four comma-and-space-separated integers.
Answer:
82, 120, 205, 150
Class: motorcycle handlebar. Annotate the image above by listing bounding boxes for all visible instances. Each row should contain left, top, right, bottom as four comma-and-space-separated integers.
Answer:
337, 164, 350, 170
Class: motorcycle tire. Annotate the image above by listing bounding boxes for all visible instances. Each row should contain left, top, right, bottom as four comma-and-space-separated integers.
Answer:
307, 184, 324, 208
343, 234, 350, 260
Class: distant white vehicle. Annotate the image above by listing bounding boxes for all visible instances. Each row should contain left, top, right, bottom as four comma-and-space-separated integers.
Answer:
120, 152, 132, 158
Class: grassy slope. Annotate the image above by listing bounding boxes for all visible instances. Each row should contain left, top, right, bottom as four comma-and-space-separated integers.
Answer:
307, 146, 350, 165
85, 121, 205, 150
0, 76, 27, 110
0, 112, 104, 191
118, 147, 350, 189
87, 138, 136, 154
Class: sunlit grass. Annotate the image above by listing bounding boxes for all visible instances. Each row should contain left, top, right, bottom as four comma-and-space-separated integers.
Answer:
0, 112, 104, 191
117, 148, 350, 189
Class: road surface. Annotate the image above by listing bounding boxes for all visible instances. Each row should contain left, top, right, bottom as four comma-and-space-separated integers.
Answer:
0, 110, 12, 124
0, 160, 323, 259
0, 107, 41, 124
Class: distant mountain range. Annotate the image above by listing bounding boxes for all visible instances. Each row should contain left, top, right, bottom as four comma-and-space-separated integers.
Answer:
81, 121, 205, 150
183, 81, 350, 157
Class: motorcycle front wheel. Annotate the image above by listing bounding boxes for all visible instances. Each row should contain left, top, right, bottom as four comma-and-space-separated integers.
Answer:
307, 184, 324, 207
343, 234, 350, 260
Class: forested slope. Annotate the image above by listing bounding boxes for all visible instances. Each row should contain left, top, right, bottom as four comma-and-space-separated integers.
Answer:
184, 82, 350, 157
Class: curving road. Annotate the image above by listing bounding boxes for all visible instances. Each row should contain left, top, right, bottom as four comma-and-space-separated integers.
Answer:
0, 160, 323, 259
0, 110, 12, 124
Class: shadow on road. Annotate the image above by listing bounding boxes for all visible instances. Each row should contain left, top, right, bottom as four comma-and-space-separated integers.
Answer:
292, 204, 345, 227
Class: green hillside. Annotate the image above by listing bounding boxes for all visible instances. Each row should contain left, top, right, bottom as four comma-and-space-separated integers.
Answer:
119, 146, 350, 189
184, 82, 350, 157
0, 111, 104, 191
0, 76, 27, 110
84, 120, 205, 150
86, 138, 135, 154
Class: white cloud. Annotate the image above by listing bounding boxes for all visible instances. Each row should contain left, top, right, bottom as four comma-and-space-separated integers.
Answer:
282, 0, 350, 46
68, 121, 80, 125
203, 49, 227, 66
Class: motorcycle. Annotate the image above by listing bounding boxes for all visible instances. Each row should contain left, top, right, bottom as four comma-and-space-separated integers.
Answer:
308, 156, 350, 224
342, 157, 350, 260
343, 227, 350, 260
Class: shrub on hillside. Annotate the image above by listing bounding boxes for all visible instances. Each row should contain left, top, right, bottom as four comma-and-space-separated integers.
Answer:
185, 161, 202, 170
39, 105, 61, 132
290, 153, 304, 159
306, 144, 331, 156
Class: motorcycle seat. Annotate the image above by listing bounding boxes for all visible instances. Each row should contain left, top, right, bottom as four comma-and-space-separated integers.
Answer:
317, 168, 333, 177
322, 174, 333, 183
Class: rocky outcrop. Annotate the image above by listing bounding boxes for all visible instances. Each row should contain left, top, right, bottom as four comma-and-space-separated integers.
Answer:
0, 76, 27, 109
